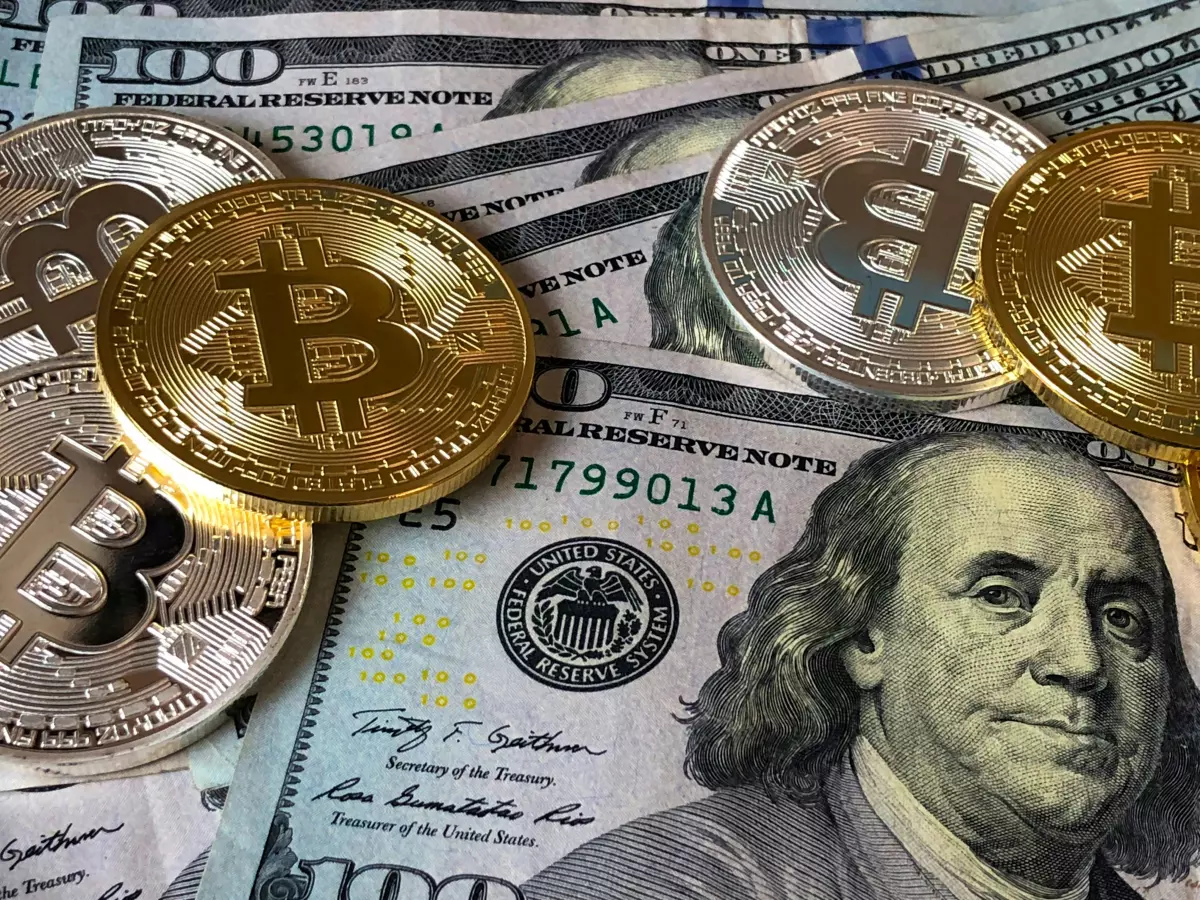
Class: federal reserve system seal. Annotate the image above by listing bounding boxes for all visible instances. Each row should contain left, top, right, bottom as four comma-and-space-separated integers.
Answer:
95, 180, 534, 522
0, 108, 282, 376
700, 81, 1046, 411
0, 358, 311, 774
498, 538, 679, 692
982, 122, 1200, 463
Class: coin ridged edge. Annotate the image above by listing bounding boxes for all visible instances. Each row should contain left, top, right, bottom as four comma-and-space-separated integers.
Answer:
95, 179, 535, 522
699, 79, 1041, 411
3, 104, 286, 177
980, 122, 1200, 464
731, 255, 1021, 413
101, 371, 527, 523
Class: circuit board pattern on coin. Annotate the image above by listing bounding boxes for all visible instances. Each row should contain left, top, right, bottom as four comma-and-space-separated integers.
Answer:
982, 123, 1200, 462
701, 81, 1046, 410
96, 181, 533, 521
0, 359, 311, 774
0, 109, 282, 376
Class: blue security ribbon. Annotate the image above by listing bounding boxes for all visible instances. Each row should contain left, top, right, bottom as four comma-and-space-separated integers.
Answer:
809, 17, 865, 46
854, 36, 922, 78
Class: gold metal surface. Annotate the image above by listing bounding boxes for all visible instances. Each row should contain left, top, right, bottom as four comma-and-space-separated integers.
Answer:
95, 180, 534, 522
981, 122, 1200, 462
1184, 465, 1200, 538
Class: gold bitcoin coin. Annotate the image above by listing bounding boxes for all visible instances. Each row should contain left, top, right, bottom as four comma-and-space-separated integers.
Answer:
95, 180, 533, 522
982, 123, 1200, 462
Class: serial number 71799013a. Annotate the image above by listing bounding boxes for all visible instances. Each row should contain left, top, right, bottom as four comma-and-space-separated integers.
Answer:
488, 455, 776, 523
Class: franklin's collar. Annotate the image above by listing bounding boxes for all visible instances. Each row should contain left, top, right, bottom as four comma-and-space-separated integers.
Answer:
850, 736, 1091, 900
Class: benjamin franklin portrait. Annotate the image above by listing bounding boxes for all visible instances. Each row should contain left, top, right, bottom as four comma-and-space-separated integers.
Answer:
522, 431, 1200, 899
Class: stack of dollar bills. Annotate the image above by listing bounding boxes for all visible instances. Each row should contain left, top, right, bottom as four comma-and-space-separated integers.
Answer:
3, 1, 1199, 898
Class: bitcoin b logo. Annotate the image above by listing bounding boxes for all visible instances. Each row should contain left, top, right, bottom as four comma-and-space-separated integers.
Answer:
214, 235, 422, 436
0, 182, 167, 356
816, 139, 995, 330
1101, 176, 1200, 374
0, 439, 188, 666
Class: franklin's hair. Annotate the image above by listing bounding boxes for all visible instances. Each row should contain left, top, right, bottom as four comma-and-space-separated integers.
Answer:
643, 193, 766, 367
579, 107, 752, 184
682, 431, 1200, 880
483, 46, 720, 119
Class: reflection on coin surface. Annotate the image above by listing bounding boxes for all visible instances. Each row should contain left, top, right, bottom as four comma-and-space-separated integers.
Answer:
96, 180, 534, 522
0, 358, 311, 775
700, 81, 1046, 410
0, 108, 282, 377
982, 123, 1200, 462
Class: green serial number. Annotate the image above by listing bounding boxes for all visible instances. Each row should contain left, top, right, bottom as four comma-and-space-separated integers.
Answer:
488, 455, 775, 523
235, 121, 443, 154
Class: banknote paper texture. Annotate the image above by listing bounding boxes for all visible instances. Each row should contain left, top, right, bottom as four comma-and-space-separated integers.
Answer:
324, 0, 1198, 234
0, 769, 219, 899
197, 339, 1199, 899
964, 5, 1200, 139
30, 8, 927, 172
0, 751, 186, 793
0, 0, 979, 138
476, 155, 726, 361
186, 703, 255, 793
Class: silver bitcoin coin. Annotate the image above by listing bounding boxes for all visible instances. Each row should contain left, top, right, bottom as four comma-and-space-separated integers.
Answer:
0, 108, 281, 376
700, 81, 1047, 410
0, 358, 311, 775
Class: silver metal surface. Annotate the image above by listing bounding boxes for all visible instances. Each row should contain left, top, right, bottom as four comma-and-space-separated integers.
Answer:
0, 108, 282, 376
700, 81, 1047, 410
0, 358, 311, 775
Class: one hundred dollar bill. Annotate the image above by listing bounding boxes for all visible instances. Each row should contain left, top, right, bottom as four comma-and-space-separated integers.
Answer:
0, 769, 219, 899
519, 0, 1068, 10
0, 0, 1050, 144
30, 9, 933, 171
195, 338, 1195, 900
293, 1, 1200, 401
0, 0, 1061, 130
319, 0, 1197, 228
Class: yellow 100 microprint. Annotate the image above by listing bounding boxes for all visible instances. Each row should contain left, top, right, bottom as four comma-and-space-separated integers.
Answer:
347, 549, 480, 711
